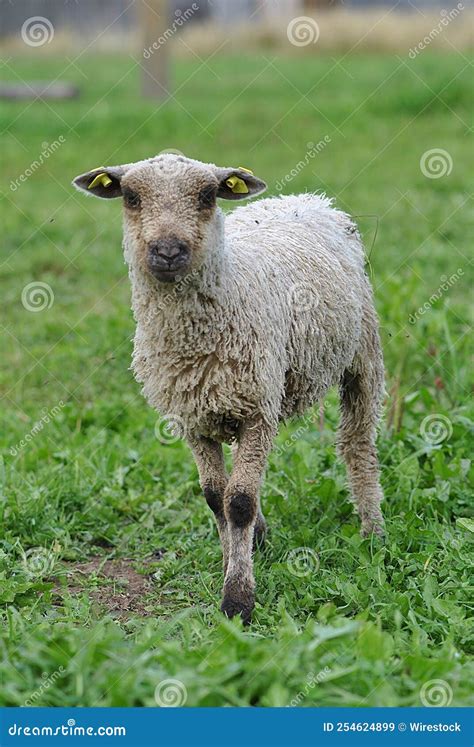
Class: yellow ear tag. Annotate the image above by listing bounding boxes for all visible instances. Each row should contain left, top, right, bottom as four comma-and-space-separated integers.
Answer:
238, 167, 253, 174
88, 172, 112, 189
225, 175, 249, 194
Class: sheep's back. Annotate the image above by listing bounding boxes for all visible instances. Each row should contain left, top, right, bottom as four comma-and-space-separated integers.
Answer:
225, 193, 368, 417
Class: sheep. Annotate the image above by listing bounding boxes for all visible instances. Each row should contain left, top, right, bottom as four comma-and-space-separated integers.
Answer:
73, 153, 385, 623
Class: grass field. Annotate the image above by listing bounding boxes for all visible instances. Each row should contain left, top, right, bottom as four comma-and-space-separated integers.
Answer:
1, 50, 473, 707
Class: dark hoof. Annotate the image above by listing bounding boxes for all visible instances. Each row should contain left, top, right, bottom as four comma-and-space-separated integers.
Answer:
221, 585, 255, 625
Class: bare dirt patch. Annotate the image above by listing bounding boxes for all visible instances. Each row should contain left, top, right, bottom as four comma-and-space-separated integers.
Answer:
56, 557, 159, 618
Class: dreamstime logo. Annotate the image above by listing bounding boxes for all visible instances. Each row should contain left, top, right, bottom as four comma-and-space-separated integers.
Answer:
21, 282, 54, 312
287, 547, 320, 577
154, 414, 186, 444
288, 282, 320, 314
276, 136, 331, 191
273, 405, 322, 458
10, 136, 66, 192
154, 678, 187, 707
154, 269, 200, 313
420, 679, 453, 707
21, 16, 54, 47
287, 16, 320, 47
420, 414, 453, 445
409, 3, 465, 58
408, 268, 464, 324
10, 400, 65, 456
152, 531, 210, 583
24, 667, 65, 706
287, 667, 331, 706
22, 547, 55, 577
143, 4, 199, 58
420, 149, 453, 179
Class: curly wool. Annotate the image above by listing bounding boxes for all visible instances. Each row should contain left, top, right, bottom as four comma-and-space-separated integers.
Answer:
129, 191, 376, 442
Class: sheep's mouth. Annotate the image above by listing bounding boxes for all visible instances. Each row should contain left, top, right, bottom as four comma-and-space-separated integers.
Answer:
148, 263, 190, 284
147, 252, 191, 284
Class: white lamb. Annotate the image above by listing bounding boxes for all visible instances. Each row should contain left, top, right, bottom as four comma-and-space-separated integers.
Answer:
74, 153, 385, 623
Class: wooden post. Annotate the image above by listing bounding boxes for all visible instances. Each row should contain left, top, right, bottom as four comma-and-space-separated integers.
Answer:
139, 0, 170, 99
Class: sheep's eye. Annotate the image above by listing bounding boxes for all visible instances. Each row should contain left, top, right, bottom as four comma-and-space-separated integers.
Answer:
123, 189, 141, 210
198, 185, 217, 210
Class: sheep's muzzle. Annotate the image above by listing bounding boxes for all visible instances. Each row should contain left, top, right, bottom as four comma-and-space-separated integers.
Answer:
147, 237, 191, 283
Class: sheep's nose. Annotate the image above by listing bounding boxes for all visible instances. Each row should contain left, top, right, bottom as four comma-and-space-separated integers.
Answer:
149, 238, 189, 264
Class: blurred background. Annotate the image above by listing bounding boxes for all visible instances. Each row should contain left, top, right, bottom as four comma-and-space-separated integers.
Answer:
1, 0, 473, 708
2, 0, 472, 61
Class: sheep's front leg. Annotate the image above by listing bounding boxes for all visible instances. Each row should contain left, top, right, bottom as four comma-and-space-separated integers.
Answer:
221, 419, 275, 624
188, 436, 229, 570
231, 441, 266, 550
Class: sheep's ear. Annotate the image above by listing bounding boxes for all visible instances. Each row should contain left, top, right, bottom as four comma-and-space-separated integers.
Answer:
72, 166, 125, 199
216, 167, 267, 201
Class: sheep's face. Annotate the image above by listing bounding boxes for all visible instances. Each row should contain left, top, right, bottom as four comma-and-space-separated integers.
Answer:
73, 154, 266, 284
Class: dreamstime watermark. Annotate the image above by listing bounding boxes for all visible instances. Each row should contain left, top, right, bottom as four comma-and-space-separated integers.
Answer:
8, 722, 126, 737
21, 281, 54, 312
143, 4, 199, 58
288, 281, 320, 315
154, 414, 186, 444
288, 667, 331, 706
420, 414, 453, 445
420, 148, 453, 179
274, 404, 325, 458
24, 667, 66, 706
10, 401, 65, 456
420, 679, 453, 707
10, 137, 66, 192
287, 547, 320, 577
177, 527, 210, 555
135, 266, 199, 319
154, 678, 187, 707
409, 4, 465, 58
276, 137, 331, 191
21, 16, 54, 47
408, 268, 464, 324
153, 527, 211, 582
274, 421, 313, 458
21, 547, 55, 577
287, 16, 320, 47
154, 269, 200, 313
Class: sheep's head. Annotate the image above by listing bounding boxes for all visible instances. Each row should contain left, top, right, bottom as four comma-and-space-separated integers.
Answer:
73, 154, 266, 284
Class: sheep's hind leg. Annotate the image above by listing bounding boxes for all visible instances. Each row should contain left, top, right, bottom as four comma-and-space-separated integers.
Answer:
222, 419, 274, 624
253, 509, 267, 550
337, 329, 385, 537
188, 437, 229, 571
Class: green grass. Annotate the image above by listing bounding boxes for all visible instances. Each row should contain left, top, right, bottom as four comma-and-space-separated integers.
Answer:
0, 50, 473, 707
